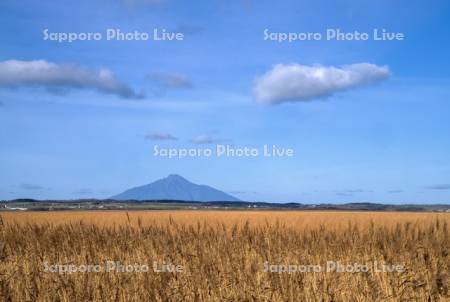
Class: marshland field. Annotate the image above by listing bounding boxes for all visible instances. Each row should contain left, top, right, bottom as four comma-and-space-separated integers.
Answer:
1, 211, 449, 301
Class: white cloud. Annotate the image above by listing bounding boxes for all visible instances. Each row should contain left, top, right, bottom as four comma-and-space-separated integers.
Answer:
427, 184, 450, 190
145, 132, 178, 141
253, 63, 390, 104
146, 72, 193, 89
0, 60, 143, 99
190, 134, 230, 145
19, 183, 48, 191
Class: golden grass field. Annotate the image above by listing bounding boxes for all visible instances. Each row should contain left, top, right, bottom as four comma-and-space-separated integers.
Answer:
1, 211, 449, 301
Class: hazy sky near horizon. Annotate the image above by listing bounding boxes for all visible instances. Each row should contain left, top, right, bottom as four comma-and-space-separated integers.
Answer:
1, 0, 450, 203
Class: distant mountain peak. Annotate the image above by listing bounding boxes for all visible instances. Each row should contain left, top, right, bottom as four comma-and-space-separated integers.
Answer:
166, 174, 189, 181
111, 174, 240, 202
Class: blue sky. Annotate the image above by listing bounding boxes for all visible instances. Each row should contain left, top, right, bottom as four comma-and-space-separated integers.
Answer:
0, 0, 450, 203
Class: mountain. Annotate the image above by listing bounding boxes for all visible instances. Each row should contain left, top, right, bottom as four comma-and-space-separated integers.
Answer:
111, 174, 240, 202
